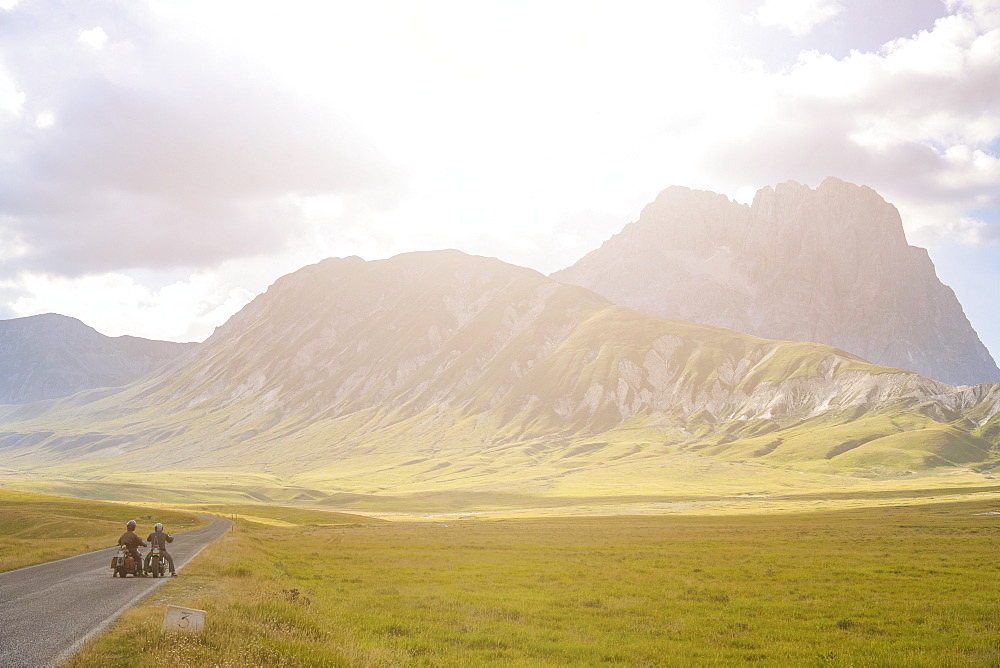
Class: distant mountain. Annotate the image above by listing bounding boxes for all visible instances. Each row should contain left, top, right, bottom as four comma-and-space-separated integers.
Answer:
1, 251, 998, 494
0, 313, 196, 404
552, 177, 1000, 386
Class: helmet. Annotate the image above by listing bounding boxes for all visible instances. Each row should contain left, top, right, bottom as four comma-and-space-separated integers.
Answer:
126, 520, 136, 531
154, 523, 163, 532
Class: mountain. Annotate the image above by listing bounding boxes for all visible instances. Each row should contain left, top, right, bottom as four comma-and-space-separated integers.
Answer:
552, 177, 1000, 386
0, 314, 196, 404
0, 251, 998, 498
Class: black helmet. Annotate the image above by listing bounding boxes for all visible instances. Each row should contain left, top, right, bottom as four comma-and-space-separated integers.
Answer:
126, 520, 136, 531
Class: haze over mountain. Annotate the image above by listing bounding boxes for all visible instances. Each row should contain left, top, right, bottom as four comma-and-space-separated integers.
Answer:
553, 178, 1000, 387
0, 314, 196, 404
1, 251, 998, 499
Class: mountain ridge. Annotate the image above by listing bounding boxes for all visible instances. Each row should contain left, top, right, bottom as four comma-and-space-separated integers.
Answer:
552, 177, 999, 386
0, 251, 998, 497
0, 313, 197, 404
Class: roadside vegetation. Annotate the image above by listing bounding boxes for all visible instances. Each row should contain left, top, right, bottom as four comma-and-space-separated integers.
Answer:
0, 488, 202, 572
68, 499, 1000, 665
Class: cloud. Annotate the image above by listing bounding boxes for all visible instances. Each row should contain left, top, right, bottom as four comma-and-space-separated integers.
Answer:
915, 215, 1000, 246
753, 0, 844, 36
704, 5, 1000, 243
949, 0, 1000, 29
0, 59, 23, 114
0, 1, 398, 278
2, 270, 255, 342
78, 26, 108, 49
0, 0, 996, 348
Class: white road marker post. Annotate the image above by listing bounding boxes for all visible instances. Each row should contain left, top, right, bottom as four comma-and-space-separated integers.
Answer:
162, 605, 206, 634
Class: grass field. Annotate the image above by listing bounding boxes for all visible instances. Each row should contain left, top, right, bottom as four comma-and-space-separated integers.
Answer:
67, 498, 1000, 666
0, 488, 203, 573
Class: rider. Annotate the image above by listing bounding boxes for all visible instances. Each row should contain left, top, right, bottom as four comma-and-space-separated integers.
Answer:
144, 522, 177, 577
117, 519, 147, 576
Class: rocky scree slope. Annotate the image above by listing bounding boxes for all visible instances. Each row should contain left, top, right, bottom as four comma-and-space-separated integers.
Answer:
552, 177, 999, 386
0, 251, 997, 477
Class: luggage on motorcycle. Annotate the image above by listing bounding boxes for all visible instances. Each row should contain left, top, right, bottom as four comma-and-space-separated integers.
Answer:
150, 546, 164, 577
112, 545, 140, 578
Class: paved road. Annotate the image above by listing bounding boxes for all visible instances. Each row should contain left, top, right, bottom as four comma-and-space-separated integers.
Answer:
0, 516, 231, 667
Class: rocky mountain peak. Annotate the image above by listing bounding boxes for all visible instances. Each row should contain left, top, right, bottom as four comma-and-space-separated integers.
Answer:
553, 178, 999, 386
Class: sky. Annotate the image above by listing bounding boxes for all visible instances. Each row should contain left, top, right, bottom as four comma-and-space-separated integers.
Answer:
0, 0, 998, 360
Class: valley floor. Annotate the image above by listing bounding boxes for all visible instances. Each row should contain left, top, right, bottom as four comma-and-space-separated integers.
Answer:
65, 498, 1000, 666
5, 458, 1000, 520
0, 489, 204, 573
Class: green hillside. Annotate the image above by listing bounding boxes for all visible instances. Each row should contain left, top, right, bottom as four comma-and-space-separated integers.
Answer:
0, 251, 998, 501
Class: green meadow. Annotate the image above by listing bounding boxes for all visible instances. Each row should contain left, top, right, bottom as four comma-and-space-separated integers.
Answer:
66, 498, 1000, 666
0, 488, 202, 572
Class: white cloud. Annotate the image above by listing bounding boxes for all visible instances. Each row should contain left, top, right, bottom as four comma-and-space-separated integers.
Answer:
0, 0, 997, 345
0, 2, 398, 278
0, 60, 24, 116
0, 221, 29, 261
3, 270, 254, 342
909, 213, 997, 246
78, 26, 109, 50
34, 110, 54, 128
753, 0, 844, 36
948, 0, 1000, 29
706, 2, 1000, 246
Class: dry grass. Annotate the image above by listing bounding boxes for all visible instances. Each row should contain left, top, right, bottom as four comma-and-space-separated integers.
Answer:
0, 488, 203, 573
67, 498, 1000, 666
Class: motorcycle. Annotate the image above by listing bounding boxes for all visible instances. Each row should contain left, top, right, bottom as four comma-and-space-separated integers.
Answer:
147, 545, 166, 578
111, 545, 142, 578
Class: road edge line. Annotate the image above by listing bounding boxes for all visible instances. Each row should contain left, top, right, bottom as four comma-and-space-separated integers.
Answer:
52, 517, 230, 666
3, 515, 213, 577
